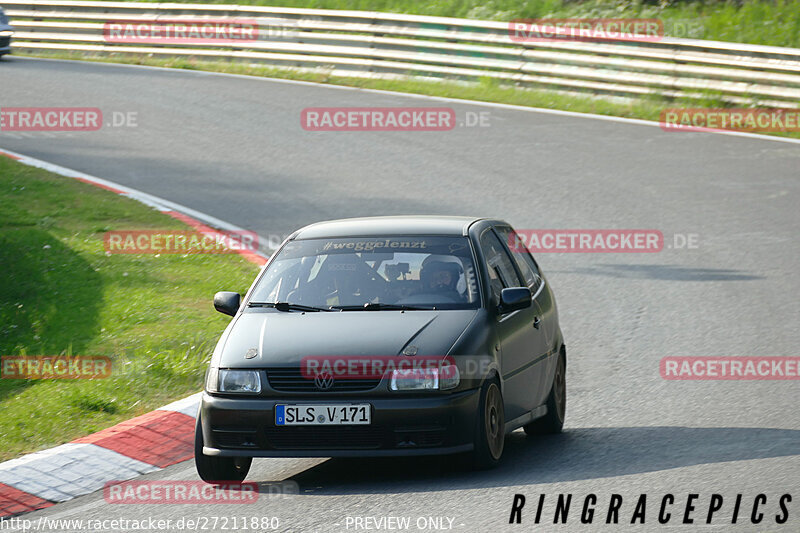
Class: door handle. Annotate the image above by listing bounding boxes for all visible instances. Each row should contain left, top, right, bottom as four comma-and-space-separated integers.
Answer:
533, 317, 541, 329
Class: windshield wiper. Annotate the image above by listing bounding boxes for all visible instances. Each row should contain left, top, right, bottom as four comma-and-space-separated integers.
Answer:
248, 302, 334, 312
331, 303, 435, 311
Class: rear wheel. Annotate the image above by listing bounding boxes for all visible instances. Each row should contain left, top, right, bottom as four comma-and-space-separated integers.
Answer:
524, 352, 565, 435
194, 414, 252, 483
469, 378, 505, 469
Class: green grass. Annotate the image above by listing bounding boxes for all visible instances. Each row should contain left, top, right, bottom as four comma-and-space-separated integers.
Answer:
107, 0, 800, 49
0, 157, 260, 461
15, 50, 800, 140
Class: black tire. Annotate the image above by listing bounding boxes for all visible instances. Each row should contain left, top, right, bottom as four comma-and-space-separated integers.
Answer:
524, 351, 566, 436
194, 414, 252, 483
469, 378, 505, 469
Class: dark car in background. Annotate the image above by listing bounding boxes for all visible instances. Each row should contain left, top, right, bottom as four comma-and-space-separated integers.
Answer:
0, 7, 13, 57
195, 216, 566, 481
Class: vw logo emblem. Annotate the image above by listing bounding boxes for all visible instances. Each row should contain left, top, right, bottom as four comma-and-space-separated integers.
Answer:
314, 372, 335, 391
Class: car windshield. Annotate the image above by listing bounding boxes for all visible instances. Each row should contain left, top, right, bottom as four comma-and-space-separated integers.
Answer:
248, 236, 480, 310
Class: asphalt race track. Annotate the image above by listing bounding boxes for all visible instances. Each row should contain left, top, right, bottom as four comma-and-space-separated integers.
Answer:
2, 56, 799, 532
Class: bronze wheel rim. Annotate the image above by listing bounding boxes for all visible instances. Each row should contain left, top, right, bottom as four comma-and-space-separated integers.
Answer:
485, 383, 504, 460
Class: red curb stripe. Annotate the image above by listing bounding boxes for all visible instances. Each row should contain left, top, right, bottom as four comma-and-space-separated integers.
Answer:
73, 410, 195, 468
165, 210, 267, 266
0, 150, 22, 161
0, 483, 53, 518
73, 176, 127, 194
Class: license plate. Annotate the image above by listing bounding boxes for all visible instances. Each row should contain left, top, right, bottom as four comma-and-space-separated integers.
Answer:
275, 404, 371, 426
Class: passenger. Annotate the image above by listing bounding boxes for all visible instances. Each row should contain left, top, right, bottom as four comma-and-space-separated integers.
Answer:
419, 256, 465, 302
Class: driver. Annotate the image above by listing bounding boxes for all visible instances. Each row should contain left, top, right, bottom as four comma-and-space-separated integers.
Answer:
419, 255, 464, 302
320, 254, 363, 306
292, 254, 363, 307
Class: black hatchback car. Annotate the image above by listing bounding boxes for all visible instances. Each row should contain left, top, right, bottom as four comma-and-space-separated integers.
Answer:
196, 216, 566, 481
0, 7, 13, 57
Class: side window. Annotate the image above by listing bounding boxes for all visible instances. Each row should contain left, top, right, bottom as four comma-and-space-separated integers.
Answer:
495, 226, 543, 292
479, 230, 524, 305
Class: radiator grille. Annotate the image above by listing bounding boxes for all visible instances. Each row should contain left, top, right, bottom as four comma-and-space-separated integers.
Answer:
266, 367, 381, 393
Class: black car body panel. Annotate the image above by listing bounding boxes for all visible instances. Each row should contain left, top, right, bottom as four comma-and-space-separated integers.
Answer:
200, 216, 564, 459
200, 390, 480, 457
218, 309, 479, 369
0, 8, 13, 56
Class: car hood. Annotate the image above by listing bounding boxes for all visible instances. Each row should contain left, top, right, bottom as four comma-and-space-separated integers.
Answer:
217, 309, 478, 368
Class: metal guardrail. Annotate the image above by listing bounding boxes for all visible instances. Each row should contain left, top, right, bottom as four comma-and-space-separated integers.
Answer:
4, 0, 800, 108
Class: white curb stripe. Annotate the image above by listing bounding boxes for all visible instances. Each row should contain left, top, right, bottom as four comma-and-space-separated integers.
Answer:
156, 392, 202, 418
0, 444, 158, 503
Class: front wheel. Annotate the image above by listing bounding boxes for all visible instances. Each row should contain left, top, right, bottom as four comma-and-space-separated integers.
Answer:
469, 378, 505, 469
194, 414, 252, 483
524, 352, 565, 436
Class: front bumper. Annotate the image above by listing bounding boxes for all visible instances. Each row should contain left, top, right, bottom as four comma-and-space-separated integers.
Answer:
200, 389, 480, 457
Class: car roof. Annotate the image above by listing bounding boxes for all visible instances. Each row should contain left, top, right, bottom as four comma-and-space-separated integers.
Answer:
292, 216, 492, 239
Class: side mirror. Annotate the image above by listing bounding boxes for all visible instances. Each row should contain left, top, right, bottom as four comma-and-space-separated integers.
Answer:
499, 287, 531, 314
214, 291, 241, 317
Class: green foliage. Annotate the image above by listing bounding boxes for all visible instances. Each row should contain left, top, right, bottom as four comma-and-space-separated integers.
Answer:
103, 0, 800, 47
0, 159, 259, 460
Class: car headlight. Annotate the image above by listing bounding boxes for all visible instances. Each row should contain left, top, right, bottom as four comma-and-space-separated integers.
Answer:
389, 365, 459, 391
205, 367, 219, 392
206, 368, 261, 393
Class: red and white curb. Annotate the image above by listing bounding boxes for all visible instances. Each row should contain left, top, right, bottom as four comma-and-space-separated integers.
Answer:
0, 147, 271, 518
0, 394, 201, 517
